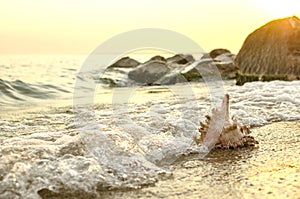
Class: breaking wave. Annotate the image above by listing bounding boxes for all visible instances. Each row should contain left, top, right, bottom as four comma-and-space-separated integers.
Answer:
0, 80, 299, 198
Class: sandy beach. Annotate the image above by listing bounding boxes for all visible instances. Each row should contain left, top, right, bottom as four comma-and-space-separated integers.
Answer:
97, 121, 300, 199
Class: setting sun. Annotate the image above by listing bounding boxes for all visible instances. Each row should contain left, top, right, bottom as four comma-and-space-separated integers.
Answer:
252, 0, 300, 17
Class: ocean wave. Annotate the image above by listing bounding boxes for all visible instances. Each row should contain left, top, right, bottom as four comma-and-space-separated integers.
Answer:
0, 79, 70, 105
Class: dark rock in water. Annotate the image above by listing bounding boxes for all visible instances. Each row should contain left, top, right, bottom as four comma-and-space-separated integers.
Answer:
235, 16, 300, 85
213, 52, 236, 62
180, 60, 212, 81
100, 50, 237, 87
100, 57, 140, 87
215, 62, 238, 79
181, 53, 237, 81
213, 53, 238, 79
209, 48, 232, 59
166, 54, 195, 65
181, 67, 203, 82
156, 72, 188, 85
100, 67, 134, 87
107, 57, 140, 69
149, 55, 166, 62
128, 60, 170, 85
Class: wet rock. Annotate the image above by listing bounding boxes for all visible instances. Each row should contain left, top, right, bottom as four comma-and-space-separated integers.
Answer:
100, 70, 135, 87
209, 48, 231, 59
100, 50, 237, 87
149, 55, 166, 62
107, 57, 140, 69
235, 16, 300, 85
180, 59, 210, 81
215, 62, 238, 79
155, 54, 196, 84
166, 54, 195, 65
180, 54, 237, 81
100, 57, 140, 87
213, 53, 238, 79
128, 60, 170, 85
156, 71, 188, 85
214, 52, 235, 63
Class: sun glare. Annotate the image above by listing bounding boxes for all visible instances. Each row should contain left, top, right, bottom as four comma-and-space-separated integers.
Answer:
252, 0, 300, 17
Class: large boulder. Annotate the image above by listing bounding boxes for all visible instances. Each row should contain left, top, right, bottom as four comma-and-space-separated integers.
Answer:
235, 16, 300, 85
128, 60, 170, 85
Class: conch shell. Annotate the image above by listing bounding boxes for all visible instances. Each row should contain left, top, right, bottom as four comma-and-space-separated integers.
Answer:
194, 94, 258, 149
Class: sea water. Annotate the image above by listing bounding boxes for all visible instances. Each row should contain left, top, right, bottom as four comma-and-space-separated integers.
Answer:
0, 55, 299, 198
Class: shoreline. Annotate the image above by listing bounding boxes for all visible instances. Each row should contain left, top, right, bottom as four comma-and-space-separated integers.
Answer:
97, 121, 300, 199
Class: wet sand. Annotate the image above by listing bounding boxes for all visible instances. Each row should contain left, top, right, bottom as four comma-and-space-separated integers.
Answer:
99, 121, 300, 199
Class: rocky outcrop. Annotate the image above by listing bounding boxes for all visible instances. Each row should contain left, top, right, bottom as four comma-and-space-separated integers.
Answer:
100, 50, 237, 87
235, 16, 300, 85
128, 60, 170, 85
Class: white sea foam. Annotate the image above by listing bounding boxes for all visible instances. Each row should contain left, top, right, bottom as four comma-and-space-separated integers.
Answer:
0, 80, 300, 198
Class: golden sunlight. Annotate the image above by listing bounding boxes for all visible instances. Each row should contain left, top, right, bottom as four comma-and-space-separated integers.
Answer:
252, 0, 300, 17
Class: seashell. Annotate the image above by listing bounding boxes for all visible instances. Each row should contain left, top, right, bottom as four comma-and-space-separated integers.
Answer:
194, 94, 258, 149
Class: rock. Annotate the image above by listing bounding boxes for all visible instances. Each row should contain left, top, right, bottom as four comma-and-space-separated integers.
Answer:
180, 54, 237, 81
149, 55, 166, 62
213, 53, 238, 79
180, 61, 204, 82
128, 60, 170, 85
100, 57, 140, 87
209, 49, 231, 59
166, 54, 195, 65
235, 16, 300, 85
100, 68, 126, 87
215, 62, 238, 80
107, 57, 140, 69
156, 71, 187, 85
100, 67, 134, 87
213, 53, 235, 63
100, 50, 237, 87
177, 50, 237, 81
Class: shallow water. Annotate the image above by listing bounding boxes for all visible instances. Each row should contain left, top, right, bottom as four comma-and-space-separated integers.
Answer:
1, 80, 300, 198
0, 55, 300, 198
99, 122, 299, 199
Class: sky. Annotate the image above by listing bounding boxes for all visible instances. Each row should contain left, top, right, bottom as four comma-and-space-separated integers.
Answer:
0, 0, 300, 54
